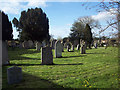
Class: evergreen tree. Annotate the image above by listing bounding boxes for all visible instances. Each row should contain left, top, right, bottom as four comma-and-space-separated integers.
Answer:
1, 11, 13, 41
12, 8, 50, 42
84, 24, 93, 48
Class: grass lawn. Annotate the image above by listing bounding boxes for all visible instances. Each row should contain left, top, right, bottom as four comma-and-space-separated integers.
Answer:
2, 46, 119, 89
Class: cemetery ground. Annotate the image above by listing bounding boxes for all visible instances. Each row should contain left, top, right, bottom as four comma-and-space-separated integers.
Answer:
2, 47, 119, 88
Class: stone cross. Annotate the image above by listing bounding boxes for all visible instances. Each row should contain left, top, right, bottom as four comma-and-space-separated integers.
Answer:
41, 46, 53, 65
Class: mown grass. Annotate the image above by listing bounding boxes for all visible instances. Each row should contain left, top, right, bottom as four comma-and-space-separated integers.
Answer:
2, 46, 119, 89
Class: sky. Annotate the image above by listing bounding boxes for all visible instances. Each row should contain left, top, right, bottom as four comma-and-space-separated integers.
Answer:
0, 0, 117, 39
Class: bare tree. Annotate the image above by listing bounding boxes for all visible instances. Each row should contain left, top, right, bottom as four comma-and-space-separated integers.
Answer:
82, 0, 120, 36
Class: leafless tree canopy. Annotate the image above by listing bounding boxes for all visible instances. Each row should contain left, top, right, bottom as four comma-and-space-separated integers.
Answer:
82, 0, 120, 37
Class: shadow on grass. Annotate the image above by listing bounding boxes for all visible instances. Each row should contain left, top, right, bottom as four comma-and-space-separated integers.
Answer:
8, 47, 40, 60
11, 57, 41, 61
2, 66, 65, 88
4, 63, 83, 66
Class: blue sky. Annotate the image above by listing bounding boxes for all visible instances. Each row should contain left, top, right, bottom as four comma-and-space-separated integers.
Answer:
0, 1, 117, 39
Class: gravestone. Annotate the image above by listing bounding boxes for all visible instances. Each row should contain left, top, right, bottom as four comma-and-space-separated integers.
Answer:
41, 46, 53, 65
61, 42, 64, 52
11, 41, 16, 48
42, 40, 46, 47
71, 45, 74, 51
73, 40, 79, 47
22, 41, 29, 49
55, 41, 62, 58
19, 42, 23, 49
28, 40, 34, 48
7, 66, 22, 84
94, 43, 97, 49
36, 42, 41, 51
81, 44, 86, 54
51, 40, 56, 49
67, 45, 69, 52
77, 44, 80, 50
2, 41, 9, 65
34, 41, 38, 47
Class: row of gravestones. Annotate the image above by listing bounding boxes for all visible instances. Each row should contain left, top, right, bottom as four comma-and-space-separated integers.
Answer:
6, 41, 59, 84
6, 40, 86, 84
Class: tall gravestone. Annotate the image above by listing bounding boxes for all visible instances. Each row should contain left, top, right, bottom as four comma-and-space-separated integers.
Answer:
2, 41, 9, 65
67, 45, 69, 52
71, 45, 74, 51
77, 44, 80, 50
51, 40, 56, 49
36, 42, 41, 51
7, 66, 22, 84
41, 46, 53, 65
55, 41, 62, 58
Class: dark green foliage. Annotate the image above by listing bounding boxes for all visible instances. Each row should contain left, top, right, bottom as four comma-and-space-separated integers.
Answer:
69, 21, 84, 41
1, 11, 13, 41
84, 24, 93, 48
12, 8, 50, 42
69, 17, 100, 45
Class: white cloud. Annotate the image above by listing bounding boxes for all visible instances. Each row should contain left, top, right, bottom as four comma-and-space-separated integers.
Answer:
0, 0, 47, 14
91, 8, 117, 21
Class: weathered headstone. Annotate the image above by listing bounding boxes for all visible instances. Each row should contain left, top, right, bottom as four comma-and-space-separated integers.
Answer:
55, 41, 62, 58
67, 45, 69, 52
18, 42, 23, 49
42, 40, 46, 47
2, 41, 9, 65
28, 40, 34, 48
81, 44, 86, 54
41, 46, 53, 65
34, 41, 38, 47
51, 40, 56, 49
71, 45, 74, 51
94, 43, 97, 49
36, 42, 41, 51
11, 41, 16, 48
7, 66, 22, 84
77, 44, 80, 50
22, 41, 29, 49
